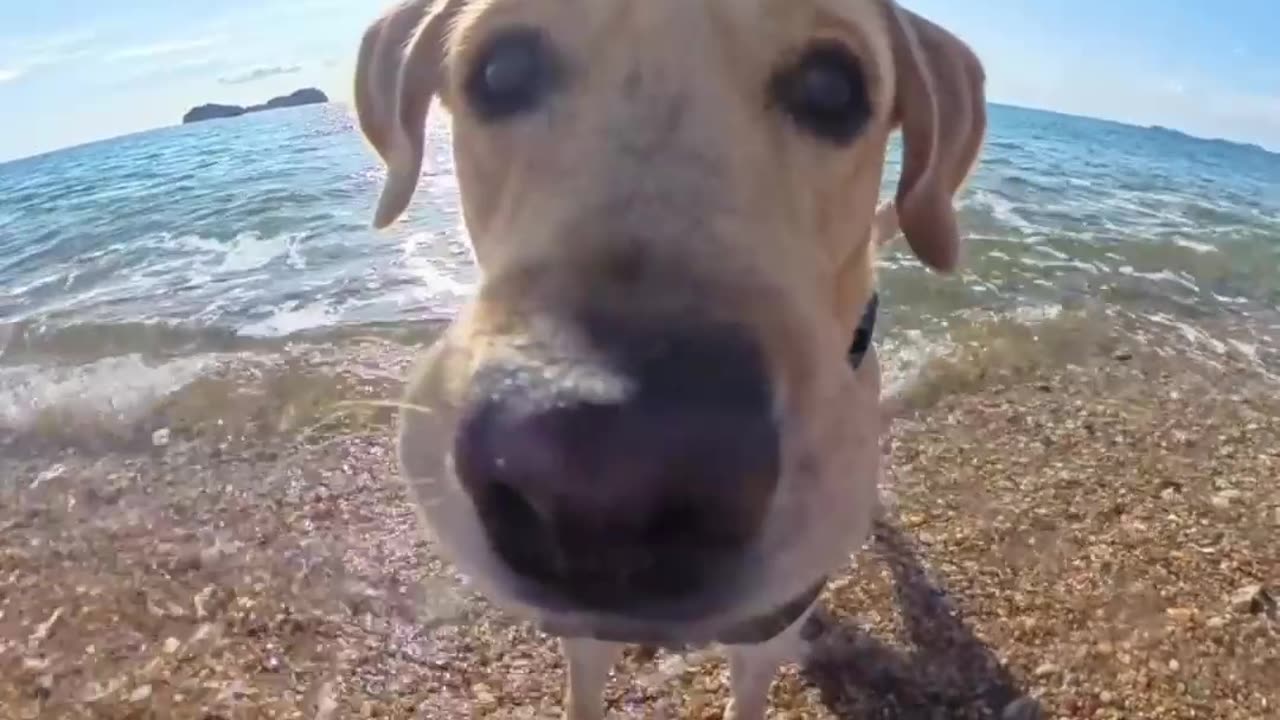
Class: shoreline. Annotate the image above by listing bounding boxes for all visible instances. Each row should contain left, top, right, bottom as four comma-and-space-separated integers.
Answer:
2, 337, 1278, 718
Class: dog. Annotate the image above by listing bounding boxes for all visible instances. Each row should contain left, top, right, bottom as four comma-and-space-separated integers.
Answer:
353, 1, 985, 717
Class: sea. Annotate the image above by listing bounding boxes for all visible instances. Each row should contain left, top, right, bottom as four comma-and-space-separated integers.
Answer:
2, 102, 1278, 443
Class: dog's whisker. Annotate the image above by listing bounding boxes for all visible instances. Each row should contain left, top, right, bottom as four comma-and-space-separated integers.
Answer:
289, 398, 438, 449
330, 399, 437, 416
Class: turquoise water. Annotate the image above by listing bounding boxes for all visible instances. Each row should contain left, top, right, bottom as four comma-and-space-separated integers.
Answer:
1, 102, 1278, 433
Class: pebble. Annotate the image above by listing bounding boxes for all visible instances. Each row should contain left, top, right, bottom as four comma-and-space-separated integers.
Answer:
152, 428, 171, 448
193, 586, 215, 619
1210, 490, 1242, 509
30, 464, 66, 489
22, 656, 49, 672
129, 684, 152, 703
35, 674, 54, 696
28, 607, 63, 645
1229, 584, 1275, 616
1033, 663, 1061, 678
163, 637, 180, 654
314, 681, 339, 720
473, 683, 497, 708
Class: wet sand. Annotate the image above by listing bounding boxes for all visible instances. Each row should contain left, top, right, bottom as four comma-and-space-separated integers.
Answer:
1, 328, 1277, 719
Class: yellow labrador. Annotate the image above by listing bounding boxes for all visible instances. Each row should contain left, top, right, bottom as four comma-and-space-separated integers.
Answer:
353, 0, 985, 717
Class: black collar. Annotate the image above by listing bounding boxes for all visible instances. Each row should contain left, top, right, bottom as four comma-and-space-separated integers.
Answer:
712, 576, 827, 645
848, 291, 879, 369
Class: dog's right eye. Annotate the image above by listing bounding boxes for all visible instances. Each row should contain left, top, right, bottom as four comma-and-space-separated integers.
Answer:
465, 27, 559, 121
771, 41, 870, 145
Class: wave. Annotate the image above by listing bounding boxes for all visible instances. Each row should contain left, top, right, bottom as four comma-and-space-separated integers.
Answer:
0, 353, 218, 437
0, 337, 420, 455
0, 317, 450, 366
4, 301, 1274, 460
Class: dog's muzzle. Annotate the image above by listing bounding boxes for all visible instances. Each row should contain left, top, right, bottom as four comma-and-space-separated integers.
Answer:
452, 314, 780, 614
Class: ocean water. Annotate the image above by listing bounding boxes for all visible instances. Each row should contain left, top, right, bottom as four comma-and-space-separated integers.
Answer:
2, 102, 1278, 438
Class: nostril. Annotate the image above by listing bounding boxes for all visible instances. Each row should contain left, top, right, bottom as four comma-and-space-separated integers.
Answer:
644, 498, 710, 546
484, 481, 543, 534
477, 481, 560, 582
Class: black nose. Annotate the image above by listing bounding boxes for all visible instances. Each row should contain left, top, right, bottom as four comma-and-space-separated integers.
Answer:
453, 318, 780, 610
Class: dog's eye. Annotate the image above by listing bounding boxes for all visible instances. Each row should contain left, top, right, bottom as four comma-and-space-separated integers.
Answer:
772, 42, 869, 144
466, 27, 558, 121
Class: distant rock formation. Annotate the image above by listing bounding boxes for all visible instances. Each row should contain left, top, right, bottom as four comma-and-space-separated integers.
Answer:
182, 88, 330, 124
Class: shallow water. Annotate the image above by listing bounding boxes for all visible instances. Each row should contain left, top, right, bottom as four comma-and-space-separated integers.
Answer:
1, 102, 1278, 435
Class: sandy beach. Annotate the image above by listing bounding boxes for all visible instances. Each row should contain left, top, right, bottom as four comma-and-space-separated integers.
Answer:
2, 313, 1276, 720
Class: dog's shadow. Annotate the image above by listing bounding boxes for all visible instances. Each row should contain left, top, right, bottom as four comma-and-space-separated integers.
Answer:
798, 520, 1028, 719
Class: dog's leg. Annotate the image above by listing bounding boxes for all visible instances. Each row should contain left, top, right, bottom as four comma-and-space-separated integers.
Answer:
724, 648, 778, 720
561, 637, 623, 720
723, 604, 817, 720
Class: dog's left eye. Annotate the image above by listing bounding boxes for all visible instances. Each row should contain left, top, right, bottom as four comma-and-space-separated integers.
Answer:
771, 42, 870, 144
466, 27, 559, 121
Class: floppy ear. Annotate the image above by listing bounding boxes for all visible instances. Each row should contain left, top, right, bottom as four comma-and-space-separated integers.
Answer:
884, 4, 987, 273
354, 0, 466, 229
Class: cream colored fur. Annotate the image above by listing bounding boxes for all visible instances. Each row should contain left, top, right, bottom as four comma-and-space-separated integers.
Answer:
353, 1, 985, 717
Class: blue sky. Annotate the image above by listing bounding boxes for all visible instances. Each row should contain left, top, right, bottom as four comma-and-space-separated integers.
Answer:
1, 0, 1277, 161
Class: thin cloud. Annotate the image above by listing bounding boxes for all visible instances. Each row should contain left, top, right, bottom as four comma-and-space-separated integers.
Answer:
105, 36, 222, 62
0, 27, 98, 76
1, 27, 99, 59
218, 64, 302, 85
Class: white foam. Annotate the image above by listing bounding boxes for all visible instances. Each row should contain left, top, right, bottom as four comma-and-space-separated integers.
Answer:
968, 189, 1036, 232
1018, 256, 1103, 275
0, 354, 216, 432
1144, 312, 1228, 356
0, 271, 65, 298
1171, 237, 1218, 254
1211, 292, 1250, 305
402, 232, 477, 298
879, 328, 951, 399
170, 233, 226, 254
1227, 339, 1259, 361
238, 301, 337, 337
216, 231, 302, 274
286, 234, 307, 270
1011, 303, 1064, 324
1118, 266, 1202, 294
1030, 244, 1071, 261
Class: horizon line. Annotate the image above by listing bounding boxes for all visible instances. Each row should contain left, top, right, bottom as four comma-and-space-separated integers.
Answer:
1, 97, 1276, 167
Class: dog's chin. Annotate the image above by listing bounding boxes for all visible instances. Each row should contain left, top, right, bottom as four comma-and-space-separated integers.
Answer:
476, 556, 795, 647
397, 371, 881, 646
403, 458, 877, 646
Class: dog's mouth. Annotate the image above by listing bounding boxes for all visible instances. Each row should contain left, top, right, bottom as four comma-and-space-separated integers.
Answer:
494, 544, 798, 645
492, 526, 756, 611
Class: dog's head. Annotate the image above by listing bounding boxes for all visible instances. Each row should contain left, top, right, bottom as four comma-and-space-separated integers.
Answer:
355, 0, 984, 642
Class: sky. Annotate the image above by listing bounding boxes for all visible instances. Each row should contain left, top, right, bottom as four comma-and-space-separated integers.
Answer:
0, 0, 1277, 162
